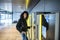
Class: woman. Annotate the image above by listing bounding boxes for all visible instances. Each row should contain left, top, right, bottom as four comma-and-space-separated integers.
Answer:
16, 11, 30, 40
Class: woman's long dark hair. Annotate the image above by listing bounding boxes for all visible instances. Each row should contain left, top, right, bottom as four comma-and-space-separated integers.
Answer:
20, 11, 29, 20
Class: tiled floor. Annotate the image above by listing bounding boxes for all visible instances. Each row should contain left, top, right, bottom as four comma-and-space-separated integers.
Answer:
0, 25, 22, 40
0, 24, 54, 40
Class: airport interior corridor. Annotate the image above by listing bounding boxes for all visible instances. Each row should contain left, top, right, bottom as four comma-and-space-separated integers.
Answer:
0, 0, 60, 40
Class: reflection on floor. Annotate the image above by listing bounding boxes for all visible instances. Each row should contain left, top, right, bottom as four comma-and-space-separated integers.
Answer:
0, 24, 54, 40
0, 24, 22, 40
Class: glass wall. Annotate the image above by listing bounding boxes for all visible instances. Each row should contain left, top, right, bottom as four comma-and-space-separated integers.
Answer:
13, 12, 21, 22
0, 11, 12, 26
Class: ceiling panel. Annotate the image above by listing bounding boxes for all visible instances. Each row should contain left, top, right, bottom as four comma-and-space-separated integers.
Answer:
12, 0, 26, 13
0, 0, 12, 3
27, 0, 40, 12
0, 0, 26, 12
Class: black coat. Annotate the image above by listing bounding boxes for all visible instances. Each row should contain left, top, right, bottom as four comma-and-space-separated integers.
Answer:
42, 15, 49, 30
16, 19, 30, 33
